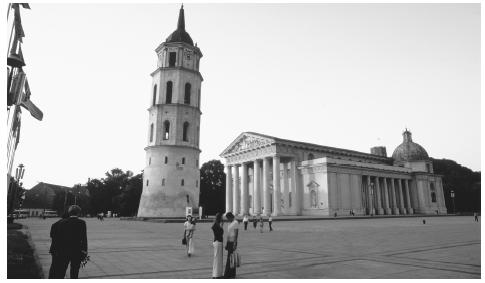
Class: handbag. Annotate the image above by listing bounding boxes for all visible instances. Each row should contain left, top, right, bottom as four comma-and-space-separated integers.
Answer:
235, 252, 241, 267
182, 237, 187, 245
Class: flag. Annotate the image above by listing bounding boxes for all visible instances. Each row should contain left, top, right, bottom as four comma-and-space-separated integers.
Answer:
9, 71, 26, 105
20, 3, 30, 9
21, 99, 43, 121
13, 4, 25, 42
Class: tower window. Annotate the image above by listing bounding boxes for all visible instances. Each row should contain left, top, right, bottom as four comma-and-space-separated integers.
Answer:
163, 120, 170, 140
186, 194, 189, 204
196, 126, 199, 146
182, 157, 185, 165
183, 122, 189, 142
196, 180, 198, 187
308, 153, 314, 160
426, 163, 431, 172
146, 179, 149, 186
169, 52, 176, 67
164, 156, 168, 164
152, 85, 157, 106
162, 178, 165, 186
149, 123, 154, 142
166, 81, 173, 104
149, 157, 151, 165
184, 83, 191, 104
181, 179, 185, 186
430, 182, 436, 203
198, 89, 201, 108
196, 159, 199, 167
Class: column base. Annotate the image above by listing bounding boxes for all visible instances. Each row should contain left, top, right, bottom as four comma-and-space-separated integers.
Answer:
384, 208, 392, 215
400, 207, 407, 214
393, 207, 400, 215
377, 208, 384, 215
407, 208, 414, 214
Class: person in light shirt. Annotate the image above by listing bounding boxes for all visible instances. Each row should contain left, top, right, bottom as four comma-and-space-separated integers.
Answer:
224, 212, 239, 278
184, 215, 196, 257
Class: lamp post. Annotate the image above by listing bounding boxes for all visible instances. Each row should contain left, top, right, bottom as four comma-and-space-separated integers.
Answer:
8, 164, 25, 222
450, 190, 455, 214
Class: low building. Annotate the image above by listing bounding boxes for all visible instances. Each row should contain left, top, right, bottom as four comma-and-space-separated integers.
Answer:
22, 182, 71, 217
220, 129, 447, 217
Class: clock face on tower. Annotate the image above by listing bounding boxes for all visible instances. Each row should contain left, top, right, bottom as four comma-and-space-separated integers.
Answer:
184, 48, 193, 60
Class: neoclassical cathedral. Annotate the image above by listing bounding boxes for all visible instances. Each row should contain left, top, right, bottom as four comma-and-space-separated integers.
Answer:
220, 130, 447, 216
138, 6, 202, 217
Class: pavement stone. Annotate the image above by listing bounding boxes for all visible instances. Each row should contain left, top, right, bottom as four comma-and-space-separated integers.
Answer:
18, 216, 480, 279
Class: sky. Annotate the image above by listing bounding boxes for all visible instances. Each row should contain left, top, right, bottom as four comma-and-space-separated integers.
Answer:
11, 3, 481, 189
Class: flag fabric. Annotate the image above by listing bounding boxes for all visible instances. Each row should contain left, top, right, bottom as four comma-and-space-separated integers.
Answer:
10, 71, 26, 105
13, 4, 25, 42
20, 3, 30, 9
21, 99, 43, 121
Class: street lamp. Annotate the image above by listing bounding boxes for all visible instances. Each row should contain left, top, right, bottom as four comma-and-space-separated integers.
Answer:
450, 190, 455, 214
8, 164, 25, 222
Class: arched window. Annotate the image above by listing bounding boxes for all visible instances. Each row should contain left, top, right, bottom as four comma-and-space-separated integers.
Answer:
166, 81, 172, 104
196, 126, 199, 146
186, 194, 189, 204
181, 179, 185, 186
146, 179, 149, 186
149, 157, 151, 165
163, 121, 170, 140
152, 85, 157, 106
184, 83, 191, 104
183, 122, 189, 142
196, 180, 198, 187
182, 157, 185, 165
162, 178, 165, 186
164, 156, 168, 164
149, 124, 154, 142
308, 153, 314, 160
430, 182, 436, 203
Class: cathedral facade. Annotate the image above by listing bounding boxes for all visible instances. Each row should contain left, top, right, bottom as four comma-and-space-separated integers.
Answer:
138, 6, 202, 217
220, 130, 447, 216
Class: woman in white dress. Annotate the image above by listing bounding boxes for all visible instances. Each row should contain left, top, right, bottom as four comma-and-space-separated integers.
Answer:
184, 215, 196, 257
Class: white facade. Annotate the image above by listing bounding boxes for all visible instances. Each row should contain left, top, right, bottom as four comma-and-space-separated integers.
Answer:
220, 132, 447, 217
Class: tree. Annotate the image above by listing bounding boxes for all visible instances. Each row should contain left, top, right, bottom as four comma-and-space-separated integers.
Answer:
432, 158, 481, 213
117, 173, 143, 216
199, 160, 226, 216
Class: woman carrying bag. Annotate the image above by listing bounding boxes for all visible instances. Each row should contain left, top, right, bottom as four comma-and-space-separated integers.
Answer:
224, 212, 239, 278
183, 215, 195, 257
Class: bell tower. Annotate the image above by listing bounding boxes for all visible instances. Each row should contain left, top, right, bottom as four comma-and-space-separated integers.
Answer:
138, 5, 203, 217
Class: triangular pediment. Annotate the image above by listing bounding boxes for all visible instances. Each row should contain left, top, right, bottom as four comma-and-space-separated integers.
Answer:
307, 180, 320, 188
220, 132, 275, 156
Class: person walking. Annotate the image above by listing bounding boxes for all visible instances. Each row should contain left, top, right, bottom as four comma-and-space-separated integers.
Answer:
259, 216, 264, 233
224, 212, 239, 278
211, 212, 224, 279
52, 205, 88, 279
242, 214, 249, 231
48, 211, 69, 278
268, 216, 273, 231
252, 215, 257, 229
474, 212, 479, 222
184, 215, 196, 257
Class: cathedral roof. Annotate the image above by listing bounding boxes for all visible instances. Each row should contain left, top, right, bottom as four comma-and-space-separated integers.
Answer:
165, 5, 194, 46
392, 129, 429, 162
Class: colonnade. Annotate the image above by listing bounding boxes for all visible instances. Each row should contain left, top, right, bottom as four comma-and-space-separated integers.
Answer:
363, 175, 414, 215
225, 155, 298, 216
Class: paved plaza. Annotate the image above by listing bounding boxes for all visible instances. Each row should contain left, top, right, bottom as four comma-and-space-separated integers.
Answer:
19, 216, 480, 279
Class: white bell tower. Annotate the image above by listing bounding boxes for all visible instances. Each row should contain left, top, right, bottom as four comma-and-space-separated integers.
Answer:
138, 5, 203, 217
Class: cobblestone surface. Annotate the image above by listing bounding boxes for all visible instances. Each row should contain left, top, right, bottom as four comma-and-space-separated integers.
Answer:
19, 216, 480, 278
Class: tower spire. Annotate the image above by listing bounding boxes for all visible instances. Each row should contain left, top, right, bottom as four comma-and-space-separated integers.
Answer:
177, 4, 185, 31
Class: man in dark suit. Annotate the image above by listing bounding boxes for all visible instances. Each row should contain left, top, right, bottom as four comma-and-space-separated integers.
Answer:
53, 205, 88, 279
48, 211, 68, 278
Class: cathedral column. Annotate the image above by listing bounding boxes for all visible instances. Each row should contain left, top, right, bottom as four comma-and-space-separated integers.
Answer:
263, 157, 271, 216
225, 164, 233, 212
390, 179, 399, 214
397, 179, 406, 214
272, 155, 281, 216
375, 177, 383, 215
367, 175, 374, 215
253, 159, 261, 215
405, 179, 414, 214
233, 164, 240, 215
383, 177, 391, 215
241, 163, 249, 215
290, 159, 297, 215
282, 162, 289, 214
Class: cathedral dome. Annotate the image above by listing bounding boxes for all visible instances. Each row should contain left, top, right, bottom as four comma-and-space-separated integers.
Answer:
392, 129, 429, 162
165, 5, 194, 46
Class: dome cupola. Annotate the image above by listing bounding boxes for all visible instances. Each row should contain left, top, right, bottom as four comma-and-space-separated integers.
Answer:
165, 5, 194, 46
392, 129, 429, 162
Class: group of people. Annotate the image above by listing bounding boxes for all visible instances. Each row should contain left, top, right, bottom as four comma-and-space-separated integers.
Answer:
243, 214, 273, 232
183, 213, 276, 279
48, 205, 88, 279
